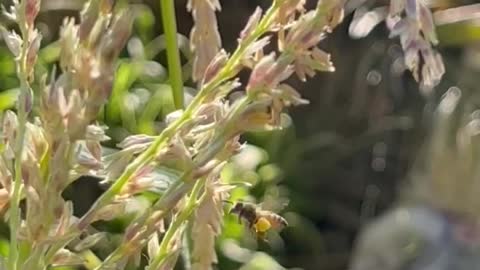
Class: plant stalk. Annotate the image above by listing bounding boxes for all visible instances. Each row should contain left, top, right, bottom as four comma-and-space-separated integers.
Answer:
147, 179, 205, 269
9, 19, 32, 270
160, 0, 184, 110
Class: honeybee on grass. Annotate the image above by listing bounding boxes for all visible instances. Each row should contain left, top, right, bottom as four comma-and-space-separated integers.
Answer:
228, 201, 288, 241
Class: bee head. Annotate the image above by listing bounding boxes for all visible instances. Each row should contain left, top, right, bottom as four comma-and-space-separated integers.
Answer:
229, 202, 243, 214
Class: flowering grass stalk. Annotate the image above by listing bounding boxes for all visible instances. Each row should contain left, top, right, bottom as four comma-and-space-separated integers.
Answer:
147, 177, 206, 269
3, 1, 41, 269
64, 0, 290, 245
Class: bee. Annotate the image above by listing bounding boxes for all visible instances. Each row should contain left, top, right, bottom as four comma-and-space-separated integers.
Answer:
228, 201, 288, 240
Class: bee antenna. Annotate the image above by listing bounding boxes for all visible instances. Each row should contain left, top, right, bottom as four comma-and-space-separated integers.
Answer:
222, 200, 234, 205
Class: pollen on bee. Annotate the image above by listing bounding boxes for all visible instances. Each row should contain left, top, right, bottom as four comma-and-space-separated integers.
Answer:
255, 217, 272, 232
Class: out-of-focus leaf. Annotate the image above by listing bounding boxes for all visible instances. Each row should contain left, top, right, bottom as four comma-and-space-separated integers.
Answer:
244, 114, 296, 162
107, 61, 140, 124
127, 37, 145, 59
133, 4, 155, 42
137, 84, 171, 135
106, 60, 173, 134
144, 83, 176, 119
231, 145, 268, 171
0, 237, 9, 257
144, 34, 192, 60
0, 47, 16, 76
437, 22, 480, 46
121, 93, 139, 132
0, 88, 19, 111
220, 239, 253, 263
136, 60, 167, 82
182, 61, 193, 82
132, 88, 152, 114
105, 125, 131, 145
239, 252, 286, 270
38, 40, 60, 64
258, 164, 282, 183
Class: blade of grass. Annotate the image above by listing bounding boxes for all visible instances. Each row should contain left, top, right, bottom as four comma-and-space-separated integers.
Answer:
160, 0, 184, 110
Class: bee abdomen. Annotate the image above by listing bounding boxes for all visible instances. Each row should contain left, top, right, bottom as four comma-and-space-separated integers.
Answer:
265, 213, 288, 229
277, 215, 288, 227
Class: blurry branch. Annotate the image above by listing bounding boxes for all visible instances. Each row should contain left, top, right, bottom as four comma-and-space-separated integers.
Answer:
300, 116, 413, 172
349, 0, 445, 94
301, 116, 413, 154
145, 34, 192, 61
433, 4, 480, 26
40, 0, 85, 12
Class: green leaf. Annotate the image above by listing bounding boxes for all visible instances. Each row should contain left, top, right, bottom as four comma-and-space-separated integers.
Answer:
0, 238, 9, 258
107, 61, 140, 124
239, 252, 286, 270
437, 22, 480, 46
137, 84, 172, 135
121, 93, 138, 133
146, 83, 176, 117
134, 5, 155, 43
0, 47, 16, 76
38, 41, 61, 64
0, 88, 19, 111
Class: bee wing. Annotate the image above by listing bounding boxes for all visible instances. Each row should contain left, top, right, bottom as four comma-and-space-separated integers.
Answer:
260, 186, 290, 212
258, 197, 289, 213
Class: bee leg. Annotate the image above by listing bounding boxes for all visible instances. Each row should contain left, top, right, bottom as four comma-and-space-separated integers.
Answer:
257, 231, 267, 242
238, 209, 244, 225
